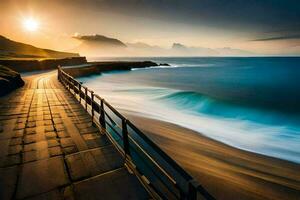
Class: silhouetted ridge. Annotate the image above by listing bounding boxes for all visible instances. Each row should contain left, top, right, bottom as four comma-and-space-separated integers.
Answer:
0, 35, 79, 58
73, 34, 126, 47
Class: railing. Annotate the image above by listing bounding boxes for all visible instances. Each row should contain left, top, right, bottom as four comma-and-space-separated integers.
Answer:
57, 66, 215, 200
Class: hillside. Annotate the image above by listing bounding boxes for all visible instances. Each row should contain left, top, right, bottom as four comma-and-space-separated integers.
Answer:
0, 35, 79, 59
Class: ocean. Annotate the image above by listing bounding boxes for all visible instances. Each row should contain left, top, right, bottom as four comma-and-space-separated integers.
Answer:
79, 57, 300, 163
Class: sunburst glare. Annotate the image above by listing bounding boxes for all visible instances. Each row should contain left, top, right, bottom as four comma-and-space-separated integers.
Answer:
23, 18, 39, 32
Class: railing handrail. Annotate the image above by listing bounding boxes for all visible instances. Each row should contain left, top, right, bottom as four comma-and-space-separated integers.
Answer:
57, 65, 215, 200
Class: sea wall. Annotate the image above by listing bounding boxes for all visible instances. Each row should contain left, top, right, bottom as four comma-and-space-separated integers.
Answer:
0, 57, 87, 73
63, 61, 166, 77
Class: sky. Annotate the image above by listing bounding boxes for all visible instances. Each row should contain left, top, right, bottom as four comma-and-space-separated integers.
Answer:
0, 0, 300, 55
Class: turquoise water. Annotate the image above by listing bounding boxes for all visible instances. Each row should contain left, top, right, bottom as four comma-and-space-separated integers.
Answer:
80, 57, 300, 163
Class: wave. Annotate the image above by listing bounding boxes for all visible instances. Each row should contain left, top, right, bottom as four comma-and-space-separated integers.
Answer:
131, 63, 215, 70
104, 87, 300, 163
155, 90, 300, 126
131, 65, 177, 70
155, 90, 300, 162
79, 57, 300, 163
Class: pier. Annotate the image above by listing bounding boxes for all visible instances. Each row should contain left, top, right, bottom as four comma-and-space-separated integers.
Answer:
0, 68, 214, 200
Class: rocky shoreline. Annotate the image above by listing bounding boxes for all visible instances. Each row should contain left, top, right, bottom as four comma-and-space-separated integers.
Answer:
0, 65, 24, 96
0, 57, 87, 96
62, 61, 169, 77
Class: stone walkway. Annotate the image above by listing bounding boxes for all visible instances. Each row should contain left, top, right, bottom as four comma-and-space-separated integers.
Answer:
0, 70, 149, 200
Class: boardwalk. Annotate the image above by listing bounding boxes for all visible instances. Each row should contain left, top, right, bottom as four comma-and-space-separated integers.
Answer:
0, 70, 149, 200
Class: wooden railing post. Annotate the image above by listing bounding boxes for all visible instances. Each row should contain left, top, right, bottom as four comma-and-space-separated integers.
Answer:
75, 82, 78, 98
91, 91, 94, 121
62, 74, 66, 86
64, 74, 67, 87
66, 76, 69, 90
179, 189, 185, 200
70, 77, 75, 95
100, 99, 106, 128
188, 180, 198, 200
59, 70, 63, 84
68, 77, 71, 91
72, 79, 75, 94
57, 66, 60, 81
85, 87, 88, 111
73, 80, 75, 93
79, 84, 82, 103
122, 119, 130, 157
69, 77, 72, 91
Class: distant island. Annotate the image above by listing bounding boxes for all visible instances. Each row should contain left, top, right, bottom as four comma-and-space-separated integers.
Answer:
73, 34, 126, 47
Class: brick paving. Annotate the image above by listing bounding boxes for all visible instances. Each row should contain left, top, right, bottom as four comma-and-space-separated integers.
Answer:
0, 70, 149, 200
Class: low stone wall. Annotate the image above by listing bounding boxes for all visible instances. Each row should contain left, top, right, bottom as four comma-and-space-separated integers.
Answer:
0, 57, 87, 73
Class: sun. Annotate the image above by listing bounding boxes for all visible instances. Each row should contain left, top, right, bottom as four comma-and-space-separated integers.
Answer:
23, 18, 39, 32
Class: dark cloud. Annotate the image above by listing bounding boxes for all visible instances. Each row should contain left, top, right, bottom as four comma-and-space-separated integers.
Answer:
67, 0, 300, 35
251, 34, 300, 42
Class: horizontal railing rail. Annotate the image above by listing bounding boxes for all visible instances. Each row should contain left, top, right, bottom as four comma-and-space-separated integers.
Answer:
57, 66, 215, 200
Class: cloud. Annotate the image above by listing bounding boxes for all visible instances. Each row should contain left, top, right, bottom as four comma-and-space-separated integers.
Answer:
66, 0, 300, 35
251, 34, 300, 41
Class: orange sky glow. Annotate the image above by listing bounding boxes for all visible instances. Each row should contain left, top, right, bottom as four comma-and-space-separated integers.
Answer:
1, 0, 299, 56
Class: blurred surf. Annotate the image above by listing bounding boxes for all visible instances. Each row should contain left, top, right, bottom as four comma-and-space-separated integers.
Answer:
80, 57, 300, 163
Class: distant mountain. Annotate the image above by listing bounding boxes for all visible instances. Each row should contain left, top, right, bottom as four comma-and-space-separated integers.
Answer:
127, 42, 160, 49
73, 34, 126, 47
172, 43, 254, 56
72, 34, 127, 56
215, 47, 254, 56
172, 43, 188, 50
125, 42, 168, 56
172, 43, 218, 56
0, 35, 79, 59
71, 33, 255, 57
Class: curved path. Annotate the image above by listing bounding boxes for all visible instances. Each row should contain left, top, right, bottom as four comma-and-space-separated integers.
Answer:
0, 70, 149, 200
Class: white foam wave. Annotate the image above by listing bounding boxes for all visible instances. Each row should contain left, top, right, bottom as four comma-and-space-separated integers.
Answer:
79, 78, 300, 163
131, 63, 215, 70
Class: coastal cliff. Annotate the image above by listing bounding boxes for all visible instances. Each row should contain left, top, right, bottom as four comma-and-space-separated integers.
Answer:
63, 61, 168, 77
0, 65, 24, 96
